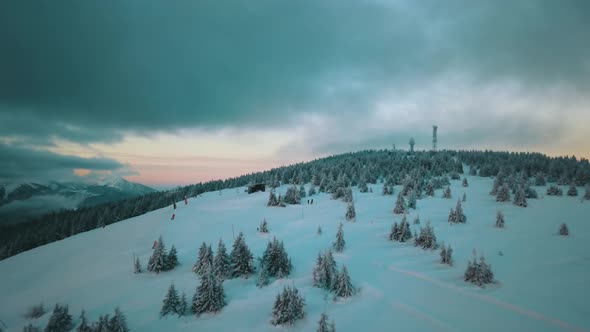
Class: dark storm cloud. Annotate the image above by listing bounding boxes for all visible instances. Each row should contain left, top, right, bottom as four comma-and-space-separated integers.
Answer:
0, 143, 124, 182
1, 0, 588, 144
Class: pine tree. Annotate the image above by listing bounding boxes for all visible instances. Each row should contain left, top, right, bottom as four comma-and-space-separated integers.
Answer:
559, 223, 569, 236
547, 185, 563, 196
393, 191, 406, 214
133, 256, 142, 274
213, 239, 230, 280
317, 312, 330, 332
333, 265, 355, 298
440, 243, 453, 265
229, 232, 255, 278
260, 237, 292, 280
425, 181, 435, 196
161, 283, 180, 318
178, 292, 188, 317
193, 242, 213, 275
513, 187, 527, 207
496, 184, 511, 202
108, 307, 129, 332
259, 219, 269, 233
414, 222, 438, 250
271, 286, 305, 326
191, 264, 226, 315
267, 191, 279, 207
454, 199, 466, 223
94, 315, 109, 332
345, 202, 356, 222
585, 185, 590, 200
567, 183, 578, 196
312, 250, 337, 291
464, 251, 494, 287
448, 208, 456, 223
462, 178, 469, 187
407, 190, 417, 209
284, 186, 301, 204
166, 245, 179, 270
358, 179, 369, 193
442, 186, 452, 199
300, 185, 307, 198
256, 261, 270, 288
76, 310, 92, 332
147, 236, 168, 273
413, 214, 420, 225
333, 223, 345, 252
495, 211, 505, 228
308, 185, 317, 196
535, 173, 546, 186
44, 304, 72, 332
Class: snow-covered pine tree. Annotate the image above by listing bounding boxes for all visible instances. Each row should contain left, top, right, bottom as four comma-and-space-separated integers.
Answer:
407, 190, 417, 209
414, 222, 438, 250
94, 314, 109, 332
108, 307, 129, 332
496, 184, 511, 202
317, 312, 330, 332
440, 243, 453, 265
133, 256, 142, 274
229, 232, 255, 278
160, 283, 180, 318
534, 173, 546, 186
343, 187, 353, 203
333, 223, 345, 252
312, 250, 338, 290
567, 183, 578, 196
389, 222, 399, 241
345, 202, 356, 222
490, 176, 503, 196
44, 304, 72, 332
213, 239, 230, 280
23, 324, 41, 332
260, 237, 292, 279
448, 208, 456, 224
271, 286, 305, 326
76, 310, 91, 332
193, 242, 213, 275
308, 185, 317, 196
413, 214, 420, 225
495, 211, 505, 228
178, 292, 187, 317
425, 181, 435, 196
559, 223, 569, 236
191, 263, 226, 315
382, 184, 392, 196
284, 186, 301, 204
513, 187, 527, 207
358, 178, 369, 193
333, 265, 355, 299
547, 185, 563, 196
393, 191, 406, 214
259, 219, 269, 233
454, 199, 466, 223
256, 261, 270, 288
147, 236, 168, 274
166, 245, 179, 270
267, 191, 278, 207
464, 251, 494, 287
442, 186, 452, 199
462, 178, 469, 187
300, 185, 307, 198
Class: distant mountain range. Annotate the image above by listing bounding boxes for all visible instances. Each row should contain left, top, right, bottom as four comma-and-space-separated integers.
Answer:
0, 178, 155, 225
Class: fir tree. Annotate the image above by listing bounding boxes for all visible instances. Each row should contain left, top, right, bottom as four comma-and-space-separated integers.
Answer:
407, 190, 417, 209
382, 184, 392, 196
229, 232, 255, 278
133, 256, 142, 274
271, 286, 305, 326
358, 179, 369, 193
547, 185, 563, 196
94, 315, 109, 332
559, 223, 569, 236
414, 222, 438, 250
534, 173, 546, 186
462, 178, 469, 187
333, 223, 345, 252
393, 191, 406, 214
312, 250, 337, 291
147, 236, 168, 273
300, 185, 307, 198
390, 214, 412, 242
454, 199, 466, 223
442, 186, 452, 199
76, 310, 91, 332
193, 242, 213, 275
317, 312, 330, 332
333, 265, 355, 298
464, 251, 494, 287
108, 307, 129, 332
191, 264, 226, 315
567, 183, 578, 196
308, 185, 317, 196
495, 211, 505, 228
345, 202, 356, 222
161, 283, 181, 318
44, 304, 72, 332
413, 214, 420, 225
259, 219, 269, 233
425, 181, 435, 196
496, 184, 511, 202
267, 191, 278, 207
513, 187, 527, 207
284, 186, 301, 204
256, 261, 270, 288
448, 208, 456, 223
440, 243, 453, 265
260, 237, 292, 279
166, 245, 179, 270
178, 292, 188, 317
213, 239, 230, 280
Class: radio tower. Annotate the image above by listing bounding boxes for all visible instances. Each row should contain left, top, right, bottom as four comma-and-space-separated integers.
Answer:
432, 125, 438, 151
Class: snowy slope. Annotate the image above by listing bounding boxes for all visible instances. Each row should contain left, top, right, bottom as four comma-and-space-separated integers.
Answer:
1, 176, 589, 332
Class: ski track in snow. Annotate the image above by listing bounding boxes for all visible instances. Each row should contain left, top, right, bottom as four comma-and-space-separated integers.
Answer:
392, 301, 457, 332
388, 265, 589, 332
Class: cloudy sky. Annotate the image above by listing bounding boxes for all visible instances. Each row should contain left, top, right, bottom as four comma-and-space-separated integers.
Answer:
1, 0, 589, 187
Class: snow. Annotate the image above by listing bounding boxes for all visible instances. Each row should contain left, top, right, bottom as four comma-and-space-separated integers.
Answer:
1, 176, 590, 332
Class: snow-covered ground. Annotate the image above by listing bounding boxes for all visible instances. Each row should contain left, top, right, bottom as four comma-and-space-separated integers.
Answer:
1, 176, 589, 332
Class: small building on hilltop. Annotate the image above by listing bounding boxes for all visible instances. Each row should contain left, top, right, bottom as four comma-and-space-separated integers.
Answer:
247, 183, 266, 194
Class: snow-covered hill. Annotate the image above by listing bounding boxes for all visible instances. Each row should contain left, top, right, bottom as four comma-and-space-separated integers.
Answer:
0, 178, 154, 225
1, 176, 589, 331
